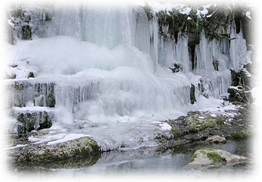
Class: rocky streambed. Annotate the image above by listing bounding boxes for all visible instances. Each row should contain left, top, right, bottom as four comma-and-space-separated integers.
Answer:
156, 102, 252, 151
7, 102, 253, 173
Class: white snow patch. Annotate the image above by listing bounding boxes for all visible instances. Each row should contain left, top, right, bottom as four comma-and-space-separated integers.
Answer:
190, 96, 240, 115
28, 133, 66, 144
47, 133, 88, 145
196, 4, 211, 17
148, 2, 191, 15
12, 106, 52, 112
229, 86, 242, 91
159, 122, 172, 131
5, 144, 28, 150
151, 121, 161, 124
210, 114, 217, 117
246, 11, 251, 19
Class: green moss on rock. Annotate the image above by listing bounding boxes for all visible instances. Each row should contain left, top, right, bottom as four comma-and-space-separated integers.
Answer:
207, 152, 226, 163
232, 130, 250, 139
186, 116, 216, 131
186, 113, 228, 132
190, 153, 198, 162
215, 115, 226, 125
200, 150, 206, 155
170, 127, 180, 138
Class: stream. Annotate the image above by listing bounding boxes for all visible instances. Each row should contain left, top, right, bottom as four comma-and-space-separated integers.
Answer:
11, 139, 252, 176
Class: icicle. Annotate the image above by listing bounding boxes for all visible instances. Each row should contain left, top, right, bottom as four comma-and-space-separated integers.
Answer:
229, 23, 239, 71
174, 33, 190, 72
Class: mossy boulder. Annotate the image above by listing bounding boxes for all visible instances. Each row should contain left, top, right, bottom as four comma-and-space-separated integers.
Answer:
10, 136, 100, 163
186, 148, 248, 169
185, 114, 226, 132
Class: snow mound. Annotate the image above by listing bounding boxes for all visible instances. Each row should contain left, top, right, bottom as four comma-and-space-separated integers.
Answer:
14, 36, 153, 76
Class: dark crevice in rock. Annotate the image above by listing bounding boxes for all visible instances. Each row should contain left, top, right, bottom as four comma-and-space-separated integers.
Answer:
190, 84, 196, 104
189, 45, 195, 70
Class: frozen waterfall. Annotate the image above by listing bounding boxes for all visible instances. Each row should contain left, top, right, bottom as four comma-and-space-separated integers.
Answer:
6, 3, 251, 151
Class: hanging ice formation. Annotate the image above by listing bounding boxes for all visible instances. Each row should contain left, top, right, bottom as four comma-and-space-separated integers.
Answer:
6, 2, 252, 150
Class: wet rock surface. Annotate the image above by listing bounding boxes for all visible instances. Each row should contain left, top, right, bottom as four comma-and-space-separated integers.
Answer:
15, 110, 54, 135
185, 148, 248, 169
205, 135, 226, 144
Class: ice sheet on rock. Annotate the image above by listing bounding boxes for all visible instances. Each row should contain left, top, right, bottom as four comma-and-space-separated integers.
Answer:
12, 106, 51, 112
9, 33, 192, 126
58, 120, 165, 151
229, 27, 251, 71
14, 36, 154, 76
28, 133, 66, 144
189, 95, 239, 113
46, 133, 88, 145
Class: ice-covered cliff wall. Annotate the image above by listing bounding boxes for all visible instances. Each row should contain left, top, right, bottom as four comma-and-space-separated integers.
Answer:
6, 2, 252, 142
